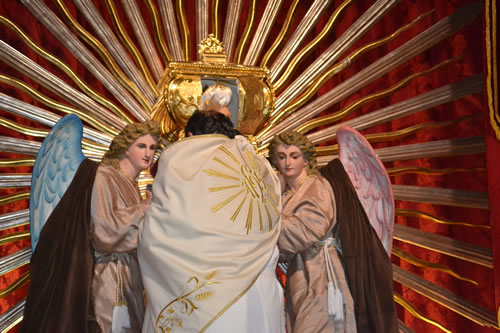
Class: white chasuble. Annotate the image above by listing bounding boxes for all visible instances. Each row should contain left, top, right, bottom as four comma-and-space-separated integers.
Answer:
139, 135, 282, 333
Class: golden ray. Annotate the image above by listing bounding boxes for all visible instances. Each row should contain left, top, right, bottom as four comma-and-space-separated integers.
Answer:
363, 115, 479, 143
264, 204, 273, 232
268, 200, 280, 216
0, 159, 35, 167
234, 0, 256, 64
245, 149, 257, 171
264, 9, 436, 128
202, 169, 240, 181
209, 185, 241, 192
388, 166, 486, 176
245, 199, 254, 234
393, 293, 452, 333
212, 0, 221, 39
262, 167, 269, 179
298, 56, 463, 133
260, 0, 301, 68
55, 0, 153, 114
0, 271, 29, 299
176, 0, 191, 61
0, 117, 48, 138
0, 231, 30, 246
315, 114, 479, 156
392, 247, 478, 285
0, 117, 109, 153
486, 0, 499, 138
273, 0, 354, 91
257, 202, 263, 231
231, 195, 248, 222
0, 15, 133, 124
265, 189, 279, 207
396, 208, 491, 229
213, 157, 240, 174
0, 191, 30, 205
210, 189, 245, 213
0, 74, 118, 136
144, 0, 172, 64
219, 146, 241, 165
103, 0, 158, 97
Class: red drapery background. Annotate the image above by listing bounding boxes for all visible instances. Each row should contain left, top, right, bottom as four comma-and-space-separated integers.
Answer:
0, 0, 498, 332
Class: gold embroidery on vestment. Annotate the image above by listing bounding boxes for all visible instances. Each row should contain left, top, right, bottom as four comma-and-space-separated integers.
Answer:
155, 273, 220, 332
204, 146, 279, 233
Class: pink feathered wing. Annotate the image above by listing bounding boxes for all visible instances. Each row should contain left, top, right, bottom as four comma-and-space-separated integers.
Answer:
337, 126, 395, 255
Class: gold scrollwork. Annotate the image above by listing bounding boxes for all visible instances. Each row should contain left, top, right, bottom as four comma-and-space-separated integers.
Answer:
199, 34, 227, 63
155, 273, 220, 333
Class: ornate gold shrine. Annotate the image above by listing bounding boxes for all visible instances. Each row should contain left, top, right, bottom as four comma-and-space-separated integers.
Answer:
153, 34, 274, 140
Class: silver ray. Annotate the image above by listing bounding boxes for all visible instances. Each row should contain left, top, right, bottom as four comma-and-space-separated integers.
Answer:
120, 0, 164, 82
392, 185, 488, 210
0, 93, 113, 147
222, 0, 243, 61
159, 0, 184, 61
0, 299, 25, 332
0, 210, 29, 232
0, 174, 31, 188
317, 136, 485, 166
196, 0, 209, 57
19, 0, 150, 121
0, 137, 41, 156
243, 0, 283, 66
393, 265, 497, 328
308, 75, 483, 144
393, 224, 492, 268
72, 0, 157, 104
274, 0, 399, 109
0, 136, 104, 161
0, 248, 31, 276
0, 42, 125, 132
269, 0, 332, 82
261, 1, 481, 144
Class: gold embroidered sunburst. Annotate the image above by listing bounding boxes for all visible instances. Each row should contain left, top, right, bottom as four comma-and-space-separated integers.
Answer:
203, 144, 279, 234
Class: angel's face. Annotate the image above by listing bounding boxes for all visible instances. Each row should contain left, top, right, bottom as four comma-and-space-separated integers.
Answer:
124, 134, 158, 173
274, 144, 308, 182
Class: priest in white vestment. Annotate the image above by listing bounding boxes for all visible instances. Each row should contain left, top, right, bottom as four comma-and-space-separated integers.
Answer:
139, 111, 285, 333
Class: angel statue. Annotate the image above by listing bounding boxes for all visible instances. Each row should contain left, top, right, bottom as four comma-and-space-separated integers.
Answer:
20, 114, 161, 333
269, 128, 398, 333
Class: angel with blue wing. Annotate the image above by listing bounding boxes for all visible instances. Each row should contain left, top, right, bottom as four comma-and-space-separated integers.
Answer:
21, 114, 161, 333
270, 128, 398, 333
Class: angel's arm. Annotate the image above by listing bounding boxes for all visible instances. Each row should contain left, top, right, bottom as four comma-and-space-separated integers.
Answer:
90, 170, 151, 253
278, 177, 336, 255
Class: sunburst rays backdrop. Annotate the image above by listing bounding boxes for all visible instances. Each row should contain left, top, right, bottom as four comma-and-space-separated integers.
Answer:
0, 0, 498, 332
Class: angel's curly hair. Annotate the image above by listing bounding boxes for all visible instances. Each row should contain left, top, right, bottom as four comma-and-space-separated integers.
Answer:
101, 120, 161, 168
269, 130, 319, 175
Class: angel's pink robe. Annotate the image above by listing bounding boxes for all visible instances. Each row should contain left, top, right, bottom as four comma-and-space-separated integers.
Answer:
90, 164, 149, 332
279, 175, 357, 333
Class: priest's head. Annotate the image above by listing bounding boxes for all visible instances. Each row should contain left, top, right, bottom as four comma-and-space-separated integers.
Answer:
185, 110, 236, 138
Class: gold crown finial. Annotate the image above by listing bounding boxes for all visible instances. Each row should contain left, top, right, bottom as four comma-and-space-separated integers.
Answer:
198, 34, 227, 63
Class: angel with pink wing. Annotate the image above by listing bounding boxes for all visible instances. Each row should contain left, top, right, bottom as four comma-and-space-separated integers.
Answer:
270, 127, 398, 333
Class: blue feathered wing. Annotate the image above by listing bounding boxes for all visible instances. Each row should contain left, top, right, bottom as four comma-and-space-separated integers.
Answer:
29, 114, 85, 251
